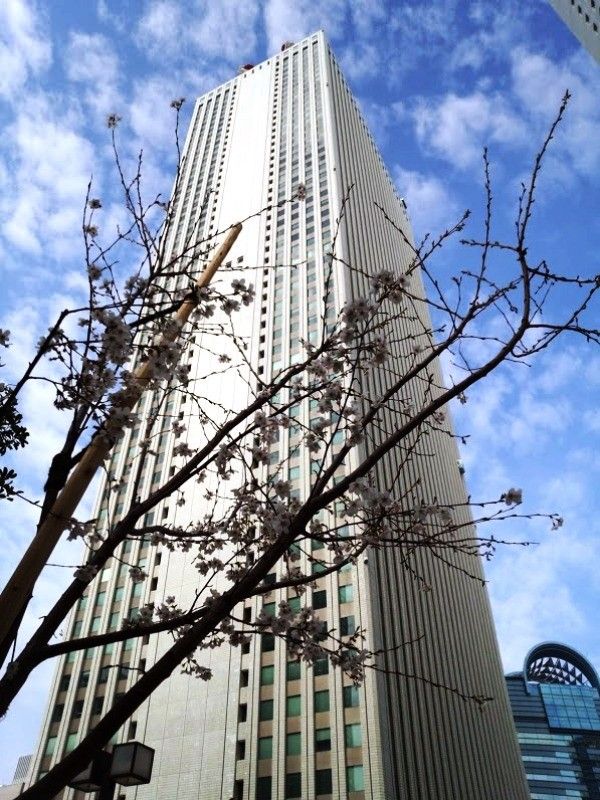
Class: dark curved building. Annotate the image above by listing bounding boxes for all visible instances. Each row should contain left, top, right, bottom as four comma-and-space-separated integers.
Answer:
506, 642, 600, 799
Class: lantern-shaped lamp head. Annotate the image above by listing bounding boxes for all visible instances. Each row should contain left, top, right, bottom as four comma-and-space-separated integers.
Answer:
110, 741, 155, 786
68, 751, 111, 792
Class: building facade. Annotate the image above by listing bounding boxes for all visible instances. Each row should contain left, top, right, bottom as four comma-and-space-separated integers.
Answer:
507, 642, 600, 799
548, 0, 600, 62
27, 32, 528, 800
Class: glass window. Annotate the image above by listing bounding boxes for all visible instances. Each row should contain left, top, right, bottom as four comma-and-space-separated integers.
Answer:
343, 686, 360, 708
315, 768, 332, 795
256, 776, 272, 800
258, 736, 273, 759
287, 695, 301, 717
340, 616, 355, 636
96, 591, 106, 606
287, 660, 301, 681
78, 671, 90, 688
72, 699, 84, 719
345, 723, 362, 748
315, 727, 331, 751
339, 584, 353, 604
65, 733, 78, 753
288, 596, 301, 613
286, 732, 301, 756
259, 699, 274, 721
314, 658, 329, 676
347, 765, 364, 791
313, 590, 327, 609
44, 736, 57, 756
90, 616, 101, 633
263, 602, 276, 616
59, 674, 71, 692
312, 561, 326, 575
285, 772, 302, 798
261, 665, 275, 686
315, 690, 330, 712
262, 634, 275, 652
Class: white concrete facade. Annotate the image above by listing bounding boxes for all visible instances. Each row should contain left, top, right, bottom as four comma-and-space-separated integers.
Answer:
28, 32, 529, 800
549, 0, 600, 61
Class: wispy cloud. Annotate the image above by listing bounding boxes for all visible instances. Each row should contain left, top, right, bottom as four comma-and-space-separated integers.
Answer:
0, 0, 51, 101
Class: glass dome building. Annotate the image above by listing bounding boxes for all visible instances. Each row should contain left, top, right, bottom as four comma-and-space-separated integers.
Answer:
506, 642, 600, 799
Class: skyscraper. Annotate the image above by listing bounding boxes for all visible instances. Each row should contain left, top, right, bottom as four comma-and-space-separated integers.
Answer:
27, 31, 529, 799
507, 642, 600, 798
548, 0, 600, 62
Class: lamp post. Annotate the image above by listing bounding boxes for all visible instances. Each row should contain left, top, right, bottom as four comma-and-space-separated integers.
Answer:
68, 742, 154, 800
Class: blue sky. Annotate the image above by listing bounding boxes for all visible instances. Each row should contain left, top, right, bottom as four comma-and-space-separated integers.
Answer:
1, 0, 599, 783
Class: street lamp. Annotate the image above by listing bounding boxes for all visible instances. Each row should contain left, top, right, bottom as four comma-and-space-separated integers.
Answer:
69, 742, 154, 799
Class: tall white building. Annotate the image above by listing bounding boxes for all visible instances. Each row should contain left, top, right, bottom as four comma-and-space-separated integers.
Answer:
27, 32, 529, 800
548, 0, 600, 61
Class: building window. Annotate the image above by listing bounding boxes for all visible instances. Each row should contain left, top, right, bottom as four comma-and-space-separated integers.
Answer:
262, 634, 275, 652
259, 699, 274, 721
236, 740, 246, 760
340, 616, 355, 636
315, 690, 330, 713
99, 666, 110, 684
347, 765, 365, 792
78, 671, 90, 688
343, 686, 360, 708
286, 731, 301, 756
285, 772, 302, 797
315, 768, 332, 795
313, 657, 329, 676
256, 775, 272, 800
92, 696, 104, 716
345, 723, 362, 748
44, 736, 57, 756
313, 590, 327, 609
72, 699, 84, 719
315, 727, 331, 751
287, 695, 301, 717
339, 584, 353, 603
258, 736, 273, 759
287, 660, 301, 681
239, 703, 248, 722
51, 704, 64, 723
59, 674, 71, 692
261, 665, 275, 685
65, 733, 78, 753
241, 669, 249, 687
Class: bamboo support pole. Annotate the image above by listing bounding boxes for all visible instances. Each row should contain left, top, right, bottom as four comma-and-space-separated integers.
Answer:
0, 223, 242, 654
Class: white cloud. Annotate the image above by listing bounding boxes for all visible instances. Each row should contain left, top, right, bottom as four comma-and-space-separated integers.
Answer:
0, 95, 95, 258
264, 0, 346, 55
0, 0, 51, 100
64, 32, 122, 121
137, 0, 260, 63
510, 48, 600, 179
413, 91, 528, 170
394, 166, 460, 236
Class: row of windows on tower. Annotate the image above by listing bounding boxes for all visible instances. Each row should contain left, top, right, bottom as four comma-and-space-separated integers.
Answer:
238, 764, 365, 800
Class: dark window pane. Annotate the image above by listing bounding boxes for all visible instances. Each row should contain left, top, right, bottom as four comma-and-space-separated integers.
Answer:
315, 690, 330, 712
315, 727, 331, 751
343, 686, 360, 708
315, 768, 332, 794
260, 699, 274, 721
256, 776, 272, 800
285, 772, 302, 798
287, 660, 301, 681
